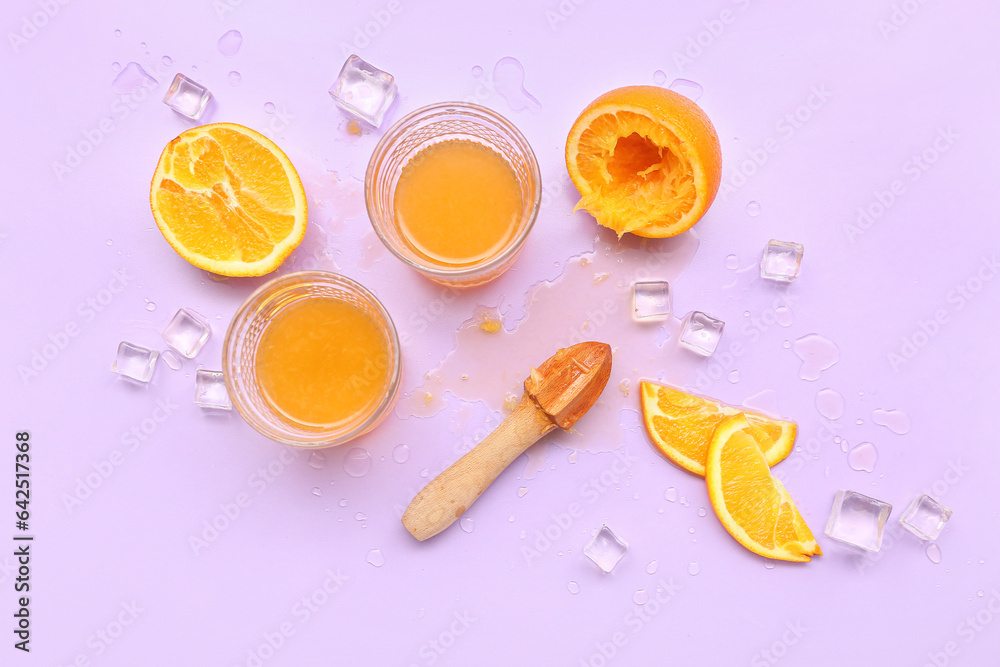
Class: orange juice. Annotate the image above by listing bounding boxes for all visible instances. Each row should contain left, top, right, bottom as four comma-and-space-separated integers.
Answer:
394, 139, 522, 266
254, 298, 391, 429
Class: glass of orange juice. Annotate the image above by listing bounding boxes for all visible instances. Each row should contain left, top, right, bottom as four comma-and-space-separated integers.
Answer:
223, 271, 401, 448
366, 102, 542, 287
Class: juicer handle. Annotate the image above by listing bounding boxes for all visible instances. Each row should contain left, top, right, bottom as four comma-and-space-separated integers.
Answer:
402, 394, 557, 541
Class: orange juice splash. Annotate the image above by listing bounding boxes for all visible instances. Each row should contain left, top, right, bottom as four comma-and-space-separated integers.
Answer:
255, 298, 391, 429
394, 139, 522, 266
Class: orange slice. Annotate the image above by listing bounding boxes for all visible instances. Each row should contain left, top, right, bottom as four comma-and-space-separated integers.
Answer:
565, 85, 721, 238
640, 381, 795, 476
150, 123, 307, 277
706, 414, 821, 562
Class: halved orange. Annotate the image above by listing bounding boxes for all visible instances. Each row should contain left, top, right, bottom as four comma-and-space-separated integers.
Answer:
640, 381, 795, 476
565, 86, 721, 238
150, 123, 307, 277
706, 414, 821, 562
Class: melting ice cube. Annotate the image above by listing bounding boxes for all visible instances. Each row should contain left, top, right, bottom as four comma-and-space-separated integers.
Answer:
584, 525, 628, 573
328, 55, 397, 127
679, 311, 724, 356
632, 281, 671, 321
825, 489, 892, 552
194, 370, 231, 410
899, 494, 951, 541
111, 341, 158, 383
163, 73, 211, 120
760, 240, 804, 283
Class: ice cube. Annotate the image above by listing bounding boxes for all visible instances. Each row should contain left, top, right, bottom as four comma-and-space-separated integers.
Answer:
679, 311, 724, 356
328, 54, 397, 127
899, 494, 951, 541
194, 370, 231, 410
584, 524, 628, 573
632, 281, 671, 321
162, 308, 211, 359
825, 489, 892, 552
760, 240, 804, 283
111, 342, 158, 383
163, 73, 211, 120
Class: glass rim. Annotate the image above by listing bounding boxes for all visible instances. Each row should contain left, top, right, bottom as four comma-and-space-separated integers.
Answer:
364, 101, 542, 281
222, 270, 402, 448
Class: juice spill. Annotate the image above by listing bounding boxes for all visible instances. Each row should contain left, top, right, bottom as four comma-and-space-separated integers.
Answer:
395, 229, 700, 454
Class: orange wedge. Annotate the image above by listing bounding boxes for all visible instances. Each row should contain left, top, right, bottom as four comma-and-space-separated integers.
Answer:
706, 414, 821, 562
150, 123, 307, 277
640, 381, 795, 476
565, 85, 721, 238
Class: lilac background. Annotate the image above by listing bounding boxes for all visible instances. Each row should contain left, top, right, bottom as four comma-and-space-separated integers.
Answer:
4, 0, 1000, 665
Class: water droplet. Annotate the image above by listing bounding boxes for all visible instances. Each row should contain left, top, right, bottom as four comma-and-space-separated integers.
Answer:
354, 512, 367, 521
688, 562, 701, 576
782, 340, 791, 349
338, 498, 348, 508
664, 487, 677, 502
816, 388, 846, 420
848, 442, 878, 472
517, 486, 528, 498
724, 254, 739, 270
161, 55, 173, 66
632, 589, 648, 605
311, 486, 322, 497
343, 447, 371, 477
856, 419, 864, 425
978, 590, 985, 598
653, 69, 667, 85
264, 102, 276, 114
646, 560, 658, 574
567, 581, 580, 594
460, 516, 475, 533
366, 548, 385, 567
161, 350, 182, 371
764, 561, 776, 570
872, 408, 911, 435
419, 468, 429, 478
668, 78, 703, 101
471, 65, 483, 77
793, 334, 841, 381
679, 496, 690, 507
111, 62, 157, 95
217, 29, 243, 56
114, 29, 122, 37
228, 70, 241, 85
392, 444, 410, 463
308, 451, 326, 469
727, 370, 740, 383
775, 305, 793, 327
111, 62, 121, 72
697, 507, 708, 517
492, 56, 542, 113
746, 200, 762, 217
140, 41, 147, 49
144, 299, 156, 312
508, 515, 515, 522
926, 543, 942, 564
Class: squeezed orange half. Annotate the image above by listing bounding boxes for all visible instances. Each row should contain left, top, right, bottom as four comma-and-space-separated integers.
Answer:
394, 139, 522, 266
254, 298, 392, 429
